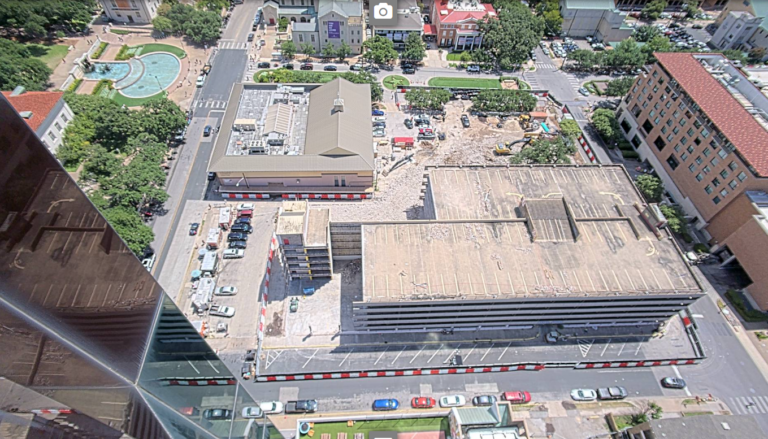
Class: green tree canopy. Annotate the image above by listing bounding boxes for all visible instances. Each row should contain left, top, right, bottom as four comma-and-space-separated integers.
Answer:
0, 0, 96, 35
322, 42, 336, 59
559, 119, 581, 138
569, 50, 600, 70
137, 98, 186, 142
635, 174, 664, 202
591, 108, 622, 144
184, 10, 222, 43
362, 36, 398, 65
606, 39, 645, 68
723, 49, 748, 64
83, 144, 122, 181
100, 206, 155, 255
659, 204, 684, 233
510, 136, 575, 164
749, 47, 767, 63
281, 40, 296, 59
641, 0, 667, 20
634, 25, 662, 43
152, 16, 174, 33
336, 41, 352, 61
478, 3, 544, 70
300, 42, 315, 59
404, 88, 452, 110
471, 89, 537, 113
0, 39, 52, 91
540, 0, 562, 36
604, 76, 636, 97
402, 32, 426, 63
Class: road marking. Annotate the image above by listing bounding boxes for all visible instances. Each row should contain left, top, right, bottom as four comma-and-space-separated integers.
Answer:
481, 343, 495, 362
672, 365, 691, 396
498, 342, 512, 361
617, 341, 626, 357
600, 339, 611, 357
444, 346, 461, 364
729, 397, 742, 414
374, 347, 389, 366
265, 350, 283, 369
634, 342, 643, 356
692, 314, 704, 319
206, 359, 220, 374
410, 346, 426, 364
339, 349, 354, 367
392, 346, 406, 364
578, 339, 594, 358
465, 344, 476, 360
302, 349, 318, 369
184, 356, 200, 374
427, 344, 443, 364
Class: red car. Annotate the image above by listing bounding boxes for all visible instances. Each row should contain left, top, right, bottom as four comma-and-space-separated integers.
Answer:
411, 397, 436, 409
502, 391, 531, 404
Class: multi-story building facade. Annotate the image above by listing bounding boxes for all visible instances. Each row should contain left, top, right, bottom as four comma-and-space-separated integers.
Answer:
430, 0, 496, 51
0, 94, 265, 438
615, 0, 727, 11
711, 11, 764, 51
617, 52, 768, 309
713, 0, 768, 60
2, 88, 74, 156
99, 0, 161, 24
559, 0, 633, 42
370, 0, 424, 50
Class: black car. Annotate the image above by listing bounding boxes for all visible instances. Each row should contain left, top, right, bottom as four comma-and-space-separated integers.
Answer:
203, 409, 232, 420
285, 400, 318, 414
402, 66, 415, 74
229, 240, 247, 249
189, 223, 200, 236
235, 217, 251, 225
257, 61, 271, 68
300, 63, 313, 70
247, 33, 254, 42
228, 232, 248, 242
208, 172, 216, 181
423, 15, 431, 23
472, 395, 497, 406
404, 119, 413, 129
661, 377, 687, 389
282, 63, 294, 70
461, 114, 470, 128
373, 121, 386, 128
323, 65, 337, 71
231, 223, 253, 233
203, 125, 212, 137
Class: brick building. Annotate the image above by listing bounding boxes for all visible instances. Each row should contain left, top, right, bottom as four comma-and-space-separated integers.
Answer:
429, 0, 496, 51
2, 88, 73, 156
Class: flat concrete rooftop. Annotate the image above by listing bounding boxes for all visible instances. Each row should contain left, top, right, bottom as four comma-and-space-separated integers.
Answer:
360, 165, 702, 302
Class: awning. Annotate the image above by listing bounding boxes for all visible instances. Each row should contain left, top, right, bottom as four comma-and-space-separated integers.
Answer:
423, 24, 436, 35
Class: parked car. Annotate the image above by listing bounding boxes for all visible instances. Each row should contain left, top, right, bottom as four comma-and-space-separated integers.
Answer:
223, 249, 245, 259
247, 33, 254, 42
578, 87, 590, 97
439, 395, 466, 408
372, 399, 399, 411
189, 223, 200, 236
258, 61, 271, 68
472, 395, 497, 406
208, 172, 216, 181
461, 114, 470, 128
209, 305, 236, 318
231, 223, 253, 233
235, 217, 251, 225
372, 116, 386, 122
411, 397, 436, 409
373, 129, 386, 137
260, 401, 284, 414
215, 286, 238, 296
597, 387, 628, 401
237, 203, 255, 211
692, 23, 703, 29
372, 109, 385, 116
570, 389, 597, 401
350, 63, 363, 71
404, 118, 414, 129
228, 232, 248, 242
324, 65, 337, 71
502, 391, 531, 404
237, 209, 253, 218
204, 125, 212, 137
229, 240, 247, 249
423, 15, 431, 23
241, 406, 262, 418
466, 64, 481, 73
285, 400, 318, 414
196, 75, 205, 87
661, 377, 687, 389
373, 122, 386, 129
402, 65, 416, 74
300, 63, 313, 70
203, 409, 232, 420
282, 63, 295, 70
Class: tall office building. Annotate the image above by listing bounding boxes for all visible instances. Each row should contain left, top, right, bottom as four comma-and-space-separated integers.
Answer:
0, 96, 262, 437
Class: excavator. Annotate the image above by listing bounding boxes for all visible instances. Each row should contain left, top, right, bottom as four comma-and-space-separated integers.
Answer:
518, 114, 540, 132
494, 138, 532, 155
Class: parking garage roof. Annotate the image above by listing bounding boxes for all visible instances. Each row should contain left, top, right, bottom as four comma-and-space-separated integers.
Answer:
360, 165, 703, 302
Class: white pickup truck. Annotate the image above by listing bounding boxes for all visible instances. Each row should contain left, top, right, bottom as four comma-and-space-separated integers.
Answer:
209, 304, 235, 318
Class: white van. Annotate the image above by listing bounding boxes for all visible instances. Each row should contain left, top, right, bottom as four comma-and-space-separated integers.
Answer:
223, 249, 245, 259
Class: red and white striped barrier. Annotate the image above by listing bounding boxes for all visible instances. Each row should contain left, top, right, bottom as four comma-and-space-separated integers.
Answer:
574, 359, 701, 369
159, 377, 237, 386
258, 234, 278, 342
679, 310, 693, 328
256, 364, 545, 382
221, 193, 374, 200
578, 135, 597, 163
32, 409, 75, 415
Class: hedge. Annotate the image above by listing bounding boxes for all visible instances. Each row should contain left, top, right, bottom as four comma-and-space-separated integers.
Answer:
92, 79, 113, 96
726, 289, 768, 322
621, 150, 640, 159
115, 44, 134, 61
92, 42, 108, 59
66, 78, 83, 93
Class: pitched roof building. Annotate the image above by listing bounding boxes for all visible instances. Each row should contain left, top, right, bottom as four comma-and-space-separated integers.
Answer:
2, 88, 73, 155
430, 0, 496, 50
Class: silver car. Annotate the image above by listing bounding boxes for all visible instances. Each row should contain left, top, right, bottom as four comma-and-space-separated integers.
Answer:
215, 286, 238, 296
571, 389, 597, 401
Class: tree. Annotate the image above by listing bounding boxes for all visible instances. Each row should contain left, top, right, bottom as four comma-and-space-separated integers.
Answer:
402, 32, 426, 63
362, 36, 398, 65
157, 3, 172, 16
635, 174, 664, 202
684, 0, 700, 18
749, 47, 766, 64
23, 14, 48, 38
604, 76, 636, 97
606, 39, 645, 68
459, 51, 472, 62
138, 98, 186, 142
184, 10, 222, 43
152, 16, 174, 33
540, 0, 562, 36
723, 49, 748, 64
641, 0, 667, 20
197, 0, 228, 11
559, 119, 581, 138
281, 40, 296, 59
641, 35, 672, 63
0, 39, 52, 91
592, 108, 622, 144
569, 50, 599, 70
300, 42, 315, 59
101, 206, 155, 255
471, 89, 538, 113
478, 3, 545, 69
510, 136, 576, 164
405, 88, 452, 110
0, 0, 95, 35
659, 204, 684, 233
322, 42, 336, 60
58, 117, 96, 165
634, 25, 661, 43
336, 41, 352, 61
278, 16, 289, 32
165, 3, 196, 33
342, 71, 384, 102
83, 145, 122, 181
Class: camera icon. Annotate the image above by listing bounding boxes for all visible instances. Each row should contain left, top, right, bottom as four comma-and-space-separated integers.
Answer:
373, 2, 394, 20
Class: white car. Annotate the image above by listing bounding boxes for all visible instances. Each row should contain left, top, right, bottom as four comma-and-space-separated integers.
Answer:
236, 203, 255, 211
209, 305, 235, 318
196, 75, 205, 87
215, 286, 238, 296
259, 401, 284, 414
373, 129, 386, 138
571, 389, 597, 401
372, 116, 386, 122
241, 406, 263, 418
439, 395, 466, 408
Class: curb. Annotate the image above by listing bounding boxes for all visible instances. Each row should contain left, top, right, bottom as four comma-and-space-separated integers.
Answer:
221, 193, 373, 200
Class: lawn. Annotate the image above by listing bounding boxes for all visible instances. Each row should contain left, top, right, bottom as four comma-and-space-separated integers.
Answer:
26, 44, 70, 69
427, 77, 501, 89
135, 43, 187, 59
446, 52, 471, 61
110, 29, 132, 35
254, 69, 343, 83
382, 75, 409, 90
112, 90, 167, 107
300, 417, 450, 439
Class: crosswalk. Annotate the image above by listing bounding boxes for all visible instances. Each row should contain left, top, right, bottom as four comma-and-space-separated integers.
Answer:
535, 62, 556, 70
729, 396, 768, 415
565, 73, 581, 91
217, 40, 249, 50
195, 99, 227, 109
523, 74, 540, 90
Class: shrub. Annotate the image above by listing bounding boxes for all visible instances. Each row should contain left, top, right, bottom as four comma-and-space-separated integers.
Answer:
110, 29, 132, 35
693, 243, 709, 253
726, 289, 768, 322
67, 78, 83, 93
92, 42, 108, 59
92, 79, 113, 96
115, 44, 134, 61
682, 231, 693, 243
622, 150, 640, 159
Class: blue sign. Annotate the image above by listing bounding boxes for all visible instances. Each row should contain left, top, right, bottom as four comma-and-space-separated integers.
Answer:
328, 21, 341, 39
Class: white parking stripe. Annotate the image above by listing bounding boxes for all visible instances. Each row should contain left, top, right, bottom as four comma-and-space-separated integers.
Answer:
730, 397, 742, 414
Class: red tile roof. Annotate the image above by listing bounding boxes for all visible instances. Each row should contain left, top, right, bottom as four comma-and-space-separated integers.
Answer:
1, 91, 64, 132
423, 23, 437, 35
654, 52, 768, 176
435, 0, 496, 24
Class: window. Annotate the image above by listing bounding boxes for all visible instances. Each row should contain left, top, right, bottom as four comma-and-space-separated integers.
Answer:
666, 118, 673, 126
705, 185, 713, 194
61, 114, 68, 123
718, 149, 728, 159
674, 144, 681, 152
311, 35, 315, 42
54, 122, 62, 131
688, 163, 696, 172
712, 177, 721, 187
653, 70, 659, 78
720, 189, 728, 197
703, 165, 711, 174
660, 109, 666, 117
299, 34, 304, 42
687, 128, 695, 137
696, 173, 703, 182
729, 180, 738, 189
621, 119, 632, 133
695, 156, 703, 165
667, 154, 680, 170
720, 169, 729, 178
666, 133, 674, 142
694, 119, 702, 129
654, 136, 666, 151
728, 161, 738, 171
681, 152, 688, 161
702, 147, 711, 157
642, 119, 654, 133
701, 128, 710, 138
713, 196, 721, 205
673, 126, 680, 135
681, 137, 688, 145
653, 85, 659, 93
48, 132, 56, 141
650, 110, 656, 118
679, 118, 686, 126
710, 157, 719, 167
738, 171, 747, 181
694, 137, 701, 146
661, 126, 668, 134
632, 105, 641, 117
654, 102, 660, 110
631, 135, 642, 148
655, 116, 661, 125
687, 145, 694, 154
673, 110, 680, 119
666, 100, 672, 109
642, 101, 649, 109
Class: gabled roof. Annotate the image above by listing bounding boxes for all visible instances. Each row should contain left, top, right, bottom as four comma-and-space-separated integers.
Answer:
318, 0, 362, 19
435, 0, 496, 24
2, 91, 64, 132
654, 52, 768, 176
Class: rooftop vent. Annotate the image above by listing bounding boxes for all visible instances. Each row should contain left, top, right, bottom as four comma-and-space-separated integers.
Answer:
333, 97, 345, 113
19, 111, 33, 119
10, 86, 25, 96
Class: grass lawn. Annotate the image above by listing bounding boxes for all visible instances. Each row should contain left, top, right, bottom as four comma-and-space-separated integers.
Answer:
135, 43, 187, 59
383, 75, 409, 90
301, 417, 449, 439
254, 69, 343, 83
110, 29, 132, 35
427, 77, 501, 89
613, 415, 635, 430
683, 411, 714, 417
112, 90, 167, 107
26, 43, 70, 69
446, 52, 470, 61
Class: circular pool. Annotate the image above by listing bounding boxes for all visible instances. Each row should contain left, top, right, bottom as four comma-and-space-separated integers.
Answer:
84, 52, 181, 99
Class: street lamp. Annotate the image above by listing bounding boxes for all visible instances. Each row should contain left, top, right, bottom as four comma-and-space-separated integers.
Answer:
153, 74, 162, 93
